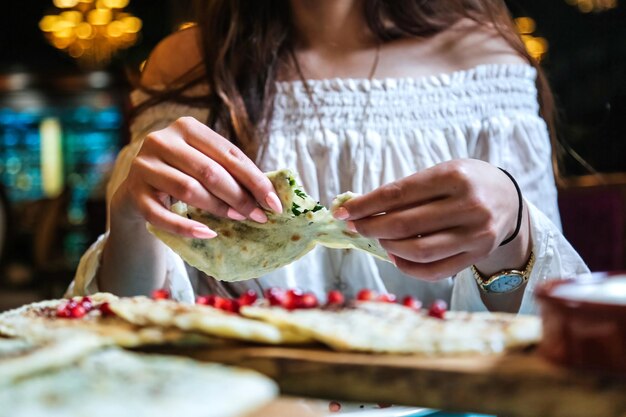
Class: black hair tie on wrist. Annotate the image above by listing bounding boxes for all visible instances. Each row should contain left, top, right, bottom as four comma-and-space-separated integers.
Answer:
498, 168, 523, 246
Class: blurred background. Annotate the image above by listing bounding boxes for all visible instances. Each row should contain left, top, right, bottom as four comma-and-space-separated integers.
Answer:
0, 0, 624, 308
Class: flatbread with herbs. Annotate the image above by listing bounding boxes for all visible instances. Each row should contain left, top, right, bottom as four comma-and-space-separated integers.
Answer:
148, 169, 389, 281
109, 296, 312, 345
0, 348, 278, 417
241, 302, 541, 355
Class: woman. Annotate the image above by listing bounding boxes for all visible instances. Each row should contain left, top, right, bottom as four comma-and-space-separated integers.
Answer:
68, 0, 588, 314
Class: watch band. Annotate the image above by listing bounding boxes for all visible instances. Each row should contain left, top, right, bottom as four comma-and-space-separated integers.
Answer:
471, 251, 535, 294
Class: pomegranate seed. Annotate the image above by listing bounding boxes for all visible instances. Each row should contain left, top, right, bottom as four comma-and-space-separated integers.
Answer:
213, 296, 229, 310
69, 304, 87, 319
196, 295, 216, 306
66, 300, 78, 310
428, 299, 447, 319
151, 289, 170, 300
402, 296, 422, 310
238, 290, 258, 306
299, 292, 319, 309
377, 293, 397, 303
377, 403, 392, 409
99, 302, 115, 317
214, 298, 239, 313
56, 303, 71, 318
264, 288, 286, 306
326, 290, 345, 306
282, 290, 301, 310
356, 289, 377, 301
328, 401, 342, 412
228, 299, 241, 314
79, 296, 93, 312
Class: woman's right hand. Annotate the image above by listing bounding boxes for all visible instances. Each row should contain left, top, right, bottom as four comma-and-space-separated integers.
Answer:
110, 116, 283, 239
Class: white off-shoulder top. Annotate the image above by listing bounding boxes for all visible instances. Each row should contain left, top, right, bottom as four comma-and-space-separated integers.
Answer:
67, 64, 589, 314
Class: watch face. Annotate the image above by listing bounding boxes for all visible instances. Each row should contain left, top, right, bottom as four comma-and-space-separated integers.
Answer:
487, 273, 524, 293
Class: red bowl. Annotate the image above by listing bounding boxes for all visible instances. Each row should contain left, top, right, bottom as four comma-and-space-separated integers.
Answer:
535, 272, 626, 373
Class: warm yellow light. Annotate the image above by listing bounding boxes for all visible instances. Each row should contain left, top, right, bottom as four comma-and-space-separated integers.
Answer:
75, 22, 94, 39
52, 37, 73, 49
60, 10, 82, 24
121, 16, 142, 33
525, 39, 544, 55
68, 43, 85, 58
139, 59, 147, 72
41, 0, 141, 68
106, 20, 124, 37
567, 0, 617, 12
39, 15, 59, 32
40, 118, 65, 198
103, 0, 129, 8
50, 19, 74, 32
578, 0, 594, 12
53, 0, 79, 8
514, 17, 536, 35
87, 8, 112, 25
177, 22, 197, 31
54, 26, 76, 39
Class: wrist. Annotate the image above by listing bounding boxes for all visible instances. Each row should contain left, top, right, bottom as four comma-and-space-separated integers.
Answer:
474, 202, 532, 276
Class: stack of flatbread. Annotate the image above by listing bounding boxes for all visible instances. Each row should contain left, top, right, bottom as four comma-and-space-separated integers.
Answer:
0, 291, 541, 416
0, 291, 540, 356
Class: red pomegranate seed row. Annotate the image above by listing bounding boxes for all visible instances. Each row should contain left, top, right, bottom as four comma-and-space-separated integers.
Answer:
55, 296, 115, 319
195, 290, 259, 314
196, 286, 446, 318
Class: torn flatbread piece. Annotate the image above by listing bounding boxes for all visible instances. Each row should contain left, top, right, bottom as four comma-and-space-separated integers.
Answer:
0, 294, 215, 348
241, 302, 541, 355
0, 348, 278, 417
0, 332, 105, 385
148, 169, 389, 281
109, 297, 312, 345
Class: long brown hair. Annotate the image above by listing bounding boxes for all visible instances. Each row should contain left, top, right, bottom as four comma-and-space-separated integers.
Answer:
135, 0, 557, 163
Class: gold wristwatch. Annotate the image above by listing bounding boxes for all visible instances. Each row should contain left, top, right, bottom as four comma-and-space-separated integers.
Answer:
471, 251, 535, 294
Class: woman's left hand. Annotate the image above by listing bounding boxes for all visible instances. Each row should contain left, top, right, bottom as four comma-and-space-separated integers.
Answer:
333, 159, 525, 281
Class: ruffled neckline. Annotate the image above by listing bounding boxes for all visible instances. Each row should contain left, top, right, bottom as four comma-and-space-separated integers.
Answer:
275, 63, 536, 93
131, 63, 536, 105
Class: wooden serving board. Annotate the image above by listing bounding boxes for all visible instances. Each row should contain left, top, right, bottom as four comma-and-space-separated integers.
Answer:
147, 344, 626, 417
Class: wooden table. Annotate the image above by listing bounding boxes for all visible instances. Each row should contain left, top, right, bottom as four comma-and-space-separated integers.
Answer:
150, 344, 626, 417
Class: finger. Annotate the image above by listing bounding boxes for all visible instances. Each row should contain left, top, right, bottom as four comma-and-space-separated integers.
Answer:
336, 171, 444, 220
352, 198, 470, 240
392, 252, 476, 282
337, 162, 473, 220
155, 146, 262, 219
135, 157, 234, 218
172, 117, 282, 213
380, 229, 468, 264
137, 189, 218, 239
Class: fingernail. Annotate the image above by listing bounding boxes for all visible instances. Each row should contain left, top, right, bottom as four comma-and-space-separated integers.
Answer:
346, 220, 357, 233
249, 208, 268, 223
192, 227, 217, 239
265, 192, 283, 213
334, 207, 349, 220
387, 253, 397, 265
227, 208, 247, 221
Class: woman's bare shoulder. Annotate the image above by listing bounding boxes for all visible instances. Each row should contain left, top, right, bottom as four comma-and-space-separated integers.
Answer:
442, 18, 528, 68
141, 26, 204, 88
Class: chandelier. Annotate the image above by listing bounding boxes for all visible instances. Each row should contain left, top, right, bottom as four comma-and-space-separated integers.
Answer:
39, 0, 142, 69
